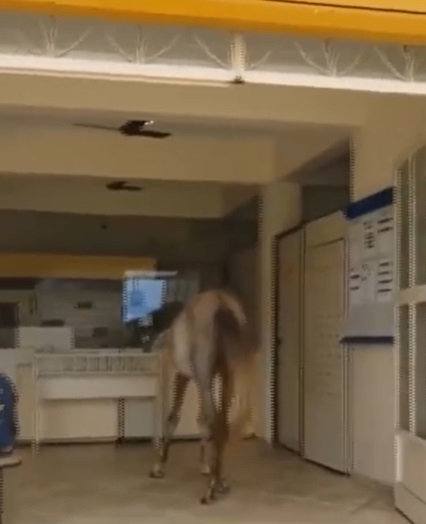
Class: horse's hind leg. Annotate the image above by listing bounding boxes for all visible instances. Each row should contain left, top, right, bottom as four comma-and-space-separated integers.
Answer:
215, 371, 232, 495
198, 375, 229, 478
199, 371, 231, 504
198, 413, 211, 476
149, 372, 189, 479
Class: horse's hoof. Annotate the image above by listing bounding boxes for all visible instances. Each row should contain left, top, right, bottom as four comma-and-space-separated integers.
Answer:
200, 494, 214, 505
200, 487, 216, 505
216, 480, 230, 495
149, 466, 164, 479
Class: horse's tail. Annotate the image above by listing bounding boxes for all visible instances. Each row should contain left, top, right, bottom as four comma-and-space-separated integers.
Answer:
227, 345, 257, 443
214, 297, 257, 443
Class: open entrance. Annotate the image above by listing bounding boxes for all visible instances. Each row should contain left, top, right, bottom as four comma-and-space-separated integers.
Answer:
0, 108, 403, 523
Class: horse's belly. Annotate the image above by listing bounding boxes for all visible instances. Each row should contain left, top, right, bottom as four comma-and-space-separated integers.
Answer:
172, 321, 193, 378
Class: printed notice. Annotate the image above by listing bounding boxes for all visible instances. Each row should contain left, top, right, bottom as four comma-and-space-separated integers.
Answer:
376, 209, 394, 258
360, 261, 377, 304
349, 269, 363, 307
362, 216, 377, 258
343, 189, 394, 341
376, 258, 394, 303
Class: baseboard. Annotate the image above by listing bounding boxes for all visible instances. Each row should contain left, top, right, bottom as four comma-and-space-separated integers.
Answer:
17, 433, 257, 448
17, 437, 116, 447
116, 436, 199, 445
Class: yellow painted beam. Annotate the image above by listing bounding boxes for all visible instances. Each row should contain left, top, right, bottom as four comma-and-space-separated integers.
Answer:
287, 0, 426, 15
1, 0, 426, 45
0, 253, 155, 279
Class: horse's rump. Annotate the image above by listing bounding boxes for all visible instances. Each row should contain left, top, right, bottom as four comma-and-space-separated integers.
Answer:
155, 289, 257, 438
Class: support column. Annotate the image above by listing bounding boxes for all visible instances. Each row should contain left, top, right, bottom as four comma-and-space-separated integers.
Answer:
351, 98, 426, 484
258, 181, 301, 441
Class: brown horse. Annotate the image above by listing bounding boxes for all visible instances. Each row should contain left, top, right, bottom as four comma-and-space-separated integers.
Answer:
149, 289, 257, 504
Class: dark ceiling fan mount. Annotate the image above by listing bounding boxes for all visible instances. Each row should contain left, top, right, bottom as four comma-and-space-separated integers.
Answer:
73, 119, 171, 139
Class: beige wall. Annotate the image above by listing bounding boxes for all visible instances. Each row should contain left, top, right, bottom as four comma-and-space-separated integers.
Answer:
0, 209, 256, 266
351, 98, 426, 485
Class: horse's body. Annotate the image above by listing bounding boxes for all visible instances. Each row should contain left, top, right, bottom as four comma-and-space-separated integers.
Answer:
149, 289, 257, 504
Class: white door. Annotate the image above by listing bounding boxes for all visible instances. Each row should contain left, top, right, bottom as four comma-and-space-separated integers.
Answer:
395, 147, 426, 523
303, 213, 348, 472
277, 229, 303, 452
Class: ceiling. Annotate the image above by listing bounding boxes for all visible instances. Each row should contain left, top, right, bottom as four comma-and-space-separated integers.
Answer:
0, 173, 258, 218
0, 67, 379, 218
0, 100, 350, 217
0, 104, 348, 139
0, 101, 349, 191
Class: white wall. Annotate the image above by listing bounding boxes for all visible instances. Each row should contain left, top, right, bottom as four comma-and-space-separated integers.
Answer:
351, 98, 426, 485
260, 181, 302, 440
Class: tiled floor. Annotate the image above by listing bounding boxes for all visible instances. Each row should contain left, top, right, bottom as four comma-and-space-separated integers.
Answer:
5, 441, 407, 523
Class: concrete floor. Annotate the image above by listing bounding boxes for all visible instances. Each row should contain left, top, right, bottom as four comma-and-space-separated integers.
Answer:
6, 441, 407, 524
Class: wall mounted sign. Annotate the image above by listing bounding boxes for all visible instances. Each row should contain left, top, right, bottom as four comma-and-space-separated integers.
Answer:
342, 187, 394, 345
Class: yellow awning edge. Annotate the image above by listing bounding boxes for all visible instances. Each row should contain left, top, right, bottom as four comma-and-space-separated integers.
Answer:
1, 0, 426, 45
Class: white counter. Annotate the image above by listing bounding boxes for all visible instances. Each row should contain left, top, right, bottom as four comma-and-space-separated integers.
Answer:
6, 348, 200, 444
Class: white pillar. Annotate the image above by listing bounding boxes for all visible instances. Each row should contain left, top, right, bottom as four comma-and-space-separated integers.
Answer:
258, 181, 301, 440
351, 98, 426, 484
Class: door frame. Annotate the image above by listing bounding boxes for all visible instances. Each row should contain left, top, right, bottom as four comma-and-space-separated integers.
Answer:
272, 225, 304, 449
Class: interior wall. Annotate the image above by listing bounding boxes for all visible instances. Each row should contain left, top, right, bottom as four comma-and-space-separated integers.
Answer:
351, 99, 426, 485
260, 181, 302, 440
0, 284, 124, 349
0, 210, 256, 266
302, 186, 350, 222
